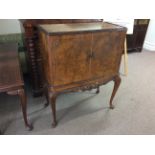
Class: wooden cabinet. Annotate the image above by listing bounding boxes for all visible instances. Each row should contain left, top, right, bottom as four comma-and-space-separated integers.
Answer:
127, 19, 149, 52
20, 19, 103, 97
38, 22, 127, 127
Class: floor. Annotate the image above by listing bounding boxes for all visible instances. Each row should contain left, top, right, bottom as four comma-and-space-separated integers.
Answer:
0, 50, 155, 135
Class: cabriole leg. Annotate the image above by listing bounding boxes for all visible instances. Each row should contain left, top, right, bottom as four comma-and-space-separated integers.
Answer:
49, 93, 57, 128
96, 86, 100, 94
18, 89, 33, 130
7, 89, 33, 130
44, 86, 49, 107
109, 76, 121, 109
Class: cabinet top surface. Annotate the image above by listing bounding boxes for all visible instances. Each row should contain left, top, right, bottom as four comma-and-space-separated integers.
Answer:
38, 22, 126, 35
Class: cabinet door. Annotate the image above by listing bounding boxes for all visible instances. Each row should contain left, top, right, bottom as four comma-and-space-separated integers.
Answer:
50, 33, 92, 86
91, 31, 125, 80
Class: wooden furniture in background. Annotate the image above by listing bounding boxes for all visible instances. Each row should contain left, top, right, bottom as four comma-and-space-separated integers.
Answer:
20, 19, 103, 97
0, 43, 32, 131
39, 22, 127, 127
127, 19, 150, 52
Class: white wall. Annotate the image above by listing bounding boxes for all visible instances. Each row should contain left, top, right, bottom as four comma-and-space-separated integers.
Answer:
104, 19, 134, 34
0, 19, 21, 34
143, 19, 155, 51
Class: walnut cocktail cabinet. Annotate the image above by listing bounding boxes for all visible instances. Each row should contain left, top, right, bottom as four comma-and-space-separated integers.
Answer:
38, 22, 127, 127
20, 19, 103, 97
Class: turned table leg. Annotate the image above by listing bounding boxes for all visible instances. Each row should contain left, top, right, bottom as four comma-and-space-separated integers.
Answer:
26, 37, 43, 97
49, 93, 57, 127
7, 88, 33, 131
109, 75, 121, 109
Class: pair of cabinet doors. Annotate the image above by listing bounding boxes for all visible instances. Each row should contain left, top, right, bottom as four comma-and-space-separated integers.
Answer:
40, 31, 125, 87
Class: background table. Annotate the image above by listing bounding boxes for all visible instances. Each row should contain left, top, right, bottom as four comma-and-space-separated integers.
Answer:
0, 43, 32, 133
